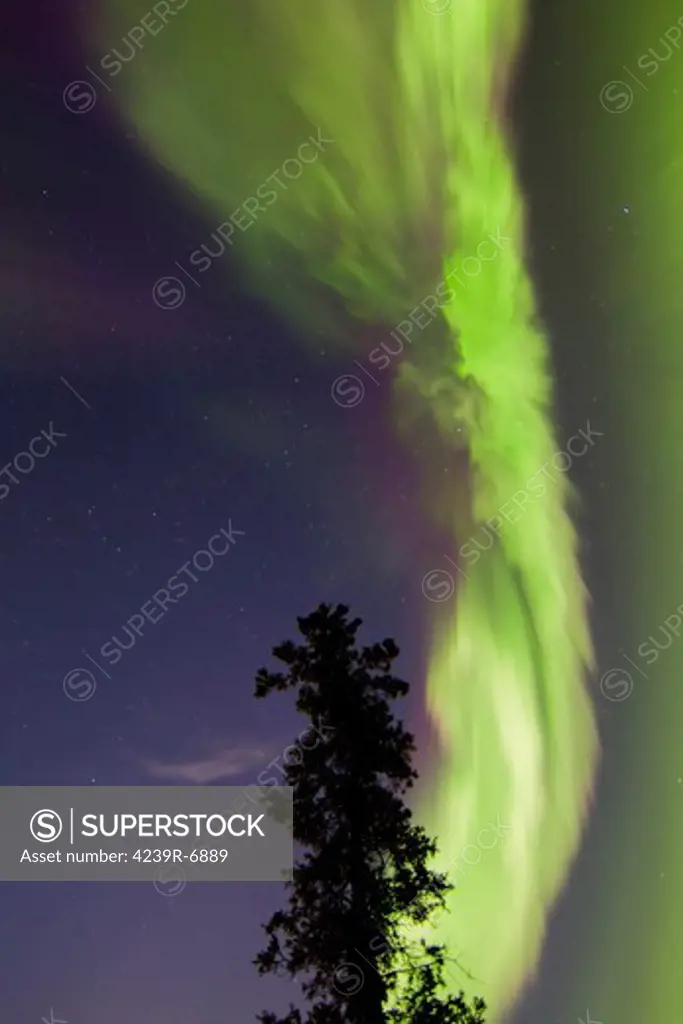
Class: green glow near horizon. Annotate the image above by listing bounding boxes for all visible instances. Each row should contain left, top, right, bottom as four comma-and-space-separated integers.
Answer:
573, 2, 683, 1019
95, 1, 599, 1016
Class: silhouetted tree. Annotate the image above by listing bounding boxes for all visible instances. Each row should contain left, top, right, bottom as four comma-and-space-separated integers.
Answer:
253, 603, 486, 1024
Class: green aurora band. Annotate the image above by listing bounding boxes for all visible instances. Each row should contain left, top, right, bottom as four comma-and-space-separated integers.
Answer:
94, 0, 599, 1015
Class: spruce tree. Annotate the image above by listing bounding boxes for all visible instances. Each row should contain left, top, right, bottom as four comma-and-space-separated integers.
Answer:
253, 602, 486, 1024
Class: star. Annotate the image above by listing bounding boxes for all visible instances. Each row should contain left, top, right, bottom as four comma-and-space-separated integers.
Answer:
578, 1011, 602, 1024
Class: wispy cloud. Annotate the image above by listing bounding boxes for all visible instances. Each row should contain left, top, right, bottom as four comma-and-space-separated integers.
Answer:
144, 746, 266, 784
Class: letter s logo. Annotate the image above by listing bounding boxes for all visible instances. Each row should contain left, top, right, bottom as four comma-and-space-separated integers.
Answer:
30, 809, 63, 842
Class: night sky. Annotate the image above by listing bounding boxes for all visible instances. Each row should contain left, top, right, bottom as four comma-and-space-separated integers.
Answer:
1, 1, 624, 1022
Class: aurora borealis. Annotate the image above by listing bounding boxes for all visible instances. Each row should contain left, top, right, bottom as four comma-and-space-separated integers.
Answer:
91, 0, 599, 1017
2, 0, 681, 1021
